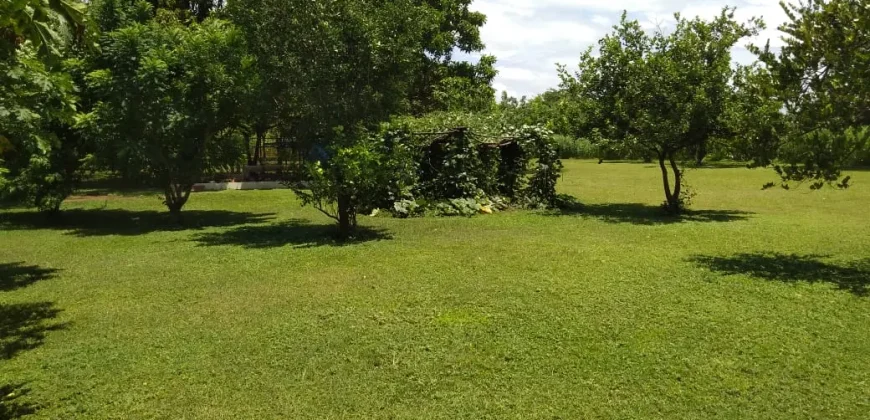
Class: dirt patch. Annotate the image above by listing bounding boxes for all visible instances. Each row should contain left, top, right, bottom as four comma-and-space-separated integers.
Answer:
65, 194, 142, 202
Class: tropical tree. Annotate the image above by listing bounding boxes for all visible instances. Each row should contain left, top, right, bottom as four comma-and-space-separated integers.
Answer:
1, 0, 85, 58
0, 0, 87, 212
561, 9, 759, 213
749, 0, 870, 188
80, 9, 249, 215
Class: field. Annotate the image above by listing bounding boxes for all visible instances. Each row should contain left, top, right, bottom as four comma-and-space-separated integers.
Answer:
1, 160, 868, 419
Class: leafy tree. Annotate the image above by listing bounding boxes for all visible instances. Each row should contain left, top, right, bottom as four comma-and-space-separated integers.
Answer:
0, 0, 86, 58
408, 0, 496, 114
561, 10, 759, 213
497, 89, 585, 138
724, 65, 787, 164
750, 0, 870, 188
229, 0, 431, 236
0, 0, 87, 212
80, 9, 249, 215
0, 49, 81, 212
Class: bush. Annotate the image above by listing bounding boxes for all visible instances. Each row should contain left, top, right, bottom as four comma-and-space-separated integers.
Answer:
553, 135, 599, 159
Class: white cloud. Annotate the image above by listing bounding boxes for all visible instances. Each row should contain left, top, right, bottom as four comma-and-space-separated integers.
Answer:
468, 0, 789, 99
591, 15, 611, 27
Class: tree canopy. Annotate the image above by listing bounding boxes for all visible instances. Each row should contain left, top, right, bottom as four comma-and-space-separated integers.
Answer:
749, 0, 870, 189
560, 9, 759, 212
80, 6, 249, 214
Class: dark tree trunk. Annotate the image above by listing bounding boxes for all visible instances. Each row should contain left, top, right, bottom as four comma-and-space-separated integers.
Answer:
253, 129, 266, 166
658, 152, 682, 214
695, 139, 707, 166
245, 132, 254, 165
669, 155, 682, 213
164, 182, 192, 219
336, 192, 355, 240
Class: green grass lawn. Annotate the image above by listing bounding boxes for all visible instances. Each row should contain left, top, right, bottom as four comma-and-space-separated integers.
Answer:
1, 160, 869, 419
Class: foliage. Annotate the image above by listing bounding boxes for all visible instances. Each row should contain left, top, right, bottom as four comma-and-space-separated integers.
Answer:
292, 134, 417, 237
522, 126, 563, 207
416, 128, 489, 200
0, 0, 86, 59
0, 0, 85, 212
768, 126, 870, 190
749, 0, 870, 188
552, 136, 598, 160
497, 89, 585, 138
79, 11, 249, 214
229, 0, 433, 236
2, 163, 870, 418
408, 0, 496, 114
561, 9, 759, 213
724, 64, 786, 164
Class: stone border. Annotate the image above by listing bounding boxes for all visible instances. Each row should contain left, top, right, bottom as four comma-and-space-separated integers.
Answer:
192, 181, 288, 192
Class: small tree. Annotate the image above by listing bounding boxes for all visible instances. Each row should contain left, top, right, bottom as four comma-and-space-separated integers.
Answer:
81, 10, 248, 215
561, 9, 759, 213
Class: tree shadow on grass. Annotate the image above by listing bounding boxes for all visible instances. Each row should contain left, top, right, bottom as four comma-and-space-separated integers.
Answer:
546, 196, 751, 225
0, 209, 274, 237
689, 253, 870, 297
0, 302, 66, 360
194, 219, 392, 249
0, 302, 64, 419
0, 383, 37, 419
0, 263, 59, 292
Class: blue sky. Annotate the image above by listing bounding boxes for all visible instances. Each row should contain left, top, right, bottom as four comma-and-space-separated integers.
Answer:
462, 0, 789, 98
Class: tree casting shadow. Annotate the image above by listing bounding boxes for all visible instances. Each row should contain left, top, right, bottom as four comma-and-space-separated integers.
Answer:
0, 263, 59, 292
548, 197, 751, 225
0, 209, 275, 237
0, 302, 66, 360
195, 219, 392, 249
689, 253, 870, 297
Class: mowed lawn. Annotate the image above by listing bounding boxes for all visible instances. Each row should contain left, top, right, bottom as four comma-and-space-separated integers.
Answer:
1, 160, 868, 419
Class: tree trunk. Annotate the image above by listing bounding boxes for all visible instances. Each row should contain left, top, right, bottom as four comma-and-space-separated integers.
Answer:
695, 139, 707, 166
245, 132, 254, 166
336, 192, 355, 239
658, 153, 681, 214
669, 155, 683, 214
164, 182, 192, 219
253, 129, 266, 166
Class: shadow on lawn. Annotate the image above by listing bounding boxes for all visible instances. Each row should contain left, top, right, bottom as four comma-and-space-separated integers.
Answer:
690, 253, 870, 297
195, 219, 392, 249
0, 383, 38, 419
0, 302, 66, 360
0, 302, 64, 418
0, 209, 274, 237
548, 197, 751, 225
0, 262, 65, 418
0, 263, 59, 292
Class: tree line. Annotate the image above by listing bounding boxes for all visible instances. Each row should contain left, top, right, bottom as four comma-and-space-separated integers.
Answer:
1, 0, 867, 235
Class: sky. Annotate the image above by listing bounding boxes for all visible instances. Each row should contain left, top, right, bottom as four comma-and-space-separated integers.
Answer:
462, 0, 790, 99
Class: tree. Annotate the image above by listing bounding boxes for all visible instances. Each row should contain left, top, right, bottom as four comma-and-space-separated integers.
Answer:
749, 0, 870, 188
0, 48, 81, 212
408, 0, 496, 114
229, 0, 431, 237
561, 10, 759, 213
80, 9, 248, 215
1, 0, 86, 58
0, 0, 87, 212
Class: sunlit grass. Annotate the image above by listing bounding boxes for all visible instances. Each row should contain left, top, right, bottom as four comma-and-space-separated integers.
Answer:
1, 160, 868, 418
